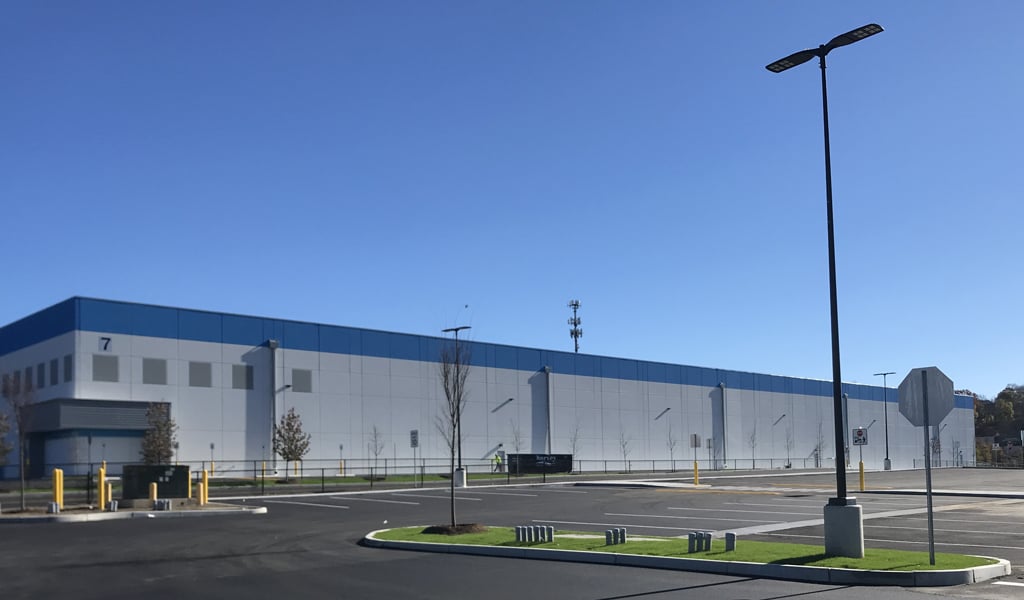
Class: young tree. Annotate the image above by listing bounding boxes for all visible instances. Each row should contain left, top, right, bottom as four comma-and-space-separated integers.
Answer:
368, 424, 385, 473
3, 375, 34, 511
437, 339, 470, 527
510, 419, 523, 453
785, 426, 795, 467
619, 428, 632, 472
140, 403, 177, 465
0, 409, 10, 466
748, 424, 758, 470
273, 407, 311, 480
665, 422, 678, 470
568, 419, 582, 472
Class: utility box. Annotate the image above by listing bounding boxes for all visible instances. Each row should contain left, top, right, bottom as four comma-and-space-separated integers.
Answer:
507, 454, 572, 474
122, 465, 190, 500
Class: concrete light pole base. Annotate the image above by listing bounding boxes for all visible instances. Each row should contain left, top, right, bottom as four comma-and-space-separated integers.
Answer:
824, 499, 864, 558
454, 468, 467, 488
884, 458, 892, 471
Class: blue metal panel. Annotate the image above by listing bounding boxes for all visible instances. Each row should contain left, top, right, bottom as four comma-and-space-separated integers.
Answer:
647, 362, 666, 382
282, 321, 318, 352
178, 310, 221, 343
262, 320, 284, 345
78, 298, 134, 335
574, 355, 596, 377
665, 365, 682, 385
600, 357, 619, 379
700, 367, 719, 387
389, 333, 420, 361
129, 304, 178, 339
360, 330, 389, 357
0, 298, 76, 355
546, 351, 575, 375
494, 346, 517, 370
955, 395, 973, 409
516, 348, 542, 372
418, 337, 442, 363
222, 314, 267, 347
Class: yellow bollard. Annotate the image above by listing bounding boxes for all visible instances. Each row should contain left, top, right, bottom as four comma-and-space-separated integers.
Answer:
98, 466, 107, 509
106, 482, 113, 507
211, 460, 215, 477
859, 460, 865, 492
58, 469, 64, 509
693, 461, 700, 486
294, 461, 299, 477
261, 461, 266, 480
101, 460, 106, 471
149, 482, 158, 501
202, 469, 209, 505
188, 473, 193, 499
197, 483, 205, 506
339, 460, 344, 476
52, 468, 59, 506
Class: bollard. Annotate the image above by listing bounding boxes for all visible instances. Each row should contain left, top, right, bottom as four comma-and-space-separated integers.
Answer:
52, 469, 59, 506
725, 532, 737, 552
211, 460, 215, 477
694, 460, 700, 486
188, 472, 193, 500
606, 530, 614, 545
106, 482, 113, 509
619, 528, 627, 544
515, 526, 522, 542
526, 526, 535, 543
702, 531, 713, 551
537, 526, 545, 542
197, 483, 206, 506
98, 466, 107, 509
202, 469, 210, 505
149, 482, 158, 501
688, 532, 697, 553
47, 501, 60, 514
859, 460, 865, 492
108, 500, 118, 512
612, 528, 621, 544
58, 468, 64, 509
546, 526, 555, 543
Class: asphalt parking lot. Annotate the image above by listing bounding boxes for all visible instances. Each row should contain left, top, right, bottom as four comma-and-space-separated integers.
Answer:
3, 467, 1024, 600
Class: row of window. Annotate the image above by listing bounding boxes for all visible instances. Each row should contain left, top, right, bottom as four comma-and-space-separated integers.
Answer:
1, 355, 73, 397
91, 355, 312, 392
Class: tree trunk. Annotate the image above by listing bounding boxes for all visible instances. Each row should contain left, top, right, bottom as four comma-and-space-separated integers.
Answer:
19, 438, 27, 511
449, 453, 456, 527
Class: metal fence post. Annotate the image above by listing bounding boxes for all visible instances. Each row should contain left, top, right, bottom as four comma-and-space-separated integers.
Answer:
321, 468, 325, 493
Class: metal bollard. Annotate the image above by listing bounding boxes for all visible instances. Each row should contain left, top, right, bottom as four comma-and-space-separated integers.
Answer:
515, 526, 523, 542
702, 531, 713, 551
619, 528, 627, 543
107, 500, 118, 512
526, 526, 534, 543
725, 532, 737, 552
546, 526, 554, 542
47, 501, 60, 514
688, 532, 697, 553
606, 530, 614, 545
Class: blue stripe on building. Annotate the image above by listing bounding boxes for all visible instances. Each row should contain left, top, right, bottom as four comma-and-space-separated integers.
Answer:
1, 297, 973, 408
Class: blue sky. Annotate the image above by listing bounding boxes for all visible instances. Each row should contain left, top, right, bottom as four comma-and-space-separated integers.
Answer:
2, 2, 1020, 399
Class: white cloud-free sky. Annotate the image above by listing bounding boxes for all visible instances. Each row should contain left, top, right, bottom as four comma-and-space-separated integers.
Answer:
3, 2, 1020, 398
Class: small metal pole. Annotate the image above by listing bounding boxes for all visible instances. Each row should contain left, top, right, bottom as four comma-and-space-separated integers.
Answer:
922, 370, 936, 565
321, 468, 325, 493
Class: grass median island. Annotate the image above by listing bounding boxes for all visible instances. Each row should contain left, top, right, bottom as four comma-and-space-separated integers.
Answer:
373, 526, 996, 571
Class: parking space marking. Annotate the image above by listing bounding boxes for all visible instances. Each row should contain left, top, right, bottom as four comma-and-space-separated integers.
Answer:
343, 497, 420, 505
393, 493, 482, 501
535, 519, 699, 532
606, 512, 781, 524
668, 506, 818, 517
262, 500, 350, 510
864, 523, 1024, 536
765, 532, 1024, 551
994, 582, 1024, 587
533, 488, 589, 494
456, 490, 538, 497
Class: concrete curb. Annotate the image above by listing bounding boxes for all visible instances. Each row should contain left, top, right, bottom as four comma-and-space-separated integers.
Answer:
362, 530, 1011, 586
0, 505, 267, 524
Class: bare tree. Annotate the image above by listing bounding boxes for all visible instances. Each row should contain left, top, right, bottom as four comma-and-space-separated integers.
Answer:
666, 422, 678, 470
619, 428, 632, 472
368, 424, 386, 473
567, 419, 582, 472
2, 375, 34, 511
0, 409, 10, 466
748, 424, 757, 470
140, 403, 177, 465
273, 407, 311, 480
784, 426, 795, 467
510, 419, 523, 453
812, 420, 828, 468
437, 340, 470, 527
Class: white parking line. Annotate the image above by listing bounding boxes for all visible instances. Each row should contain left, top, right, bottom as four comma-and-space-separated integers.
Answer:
994, 581, 1024, 587
532, 488, 589, 494
457, 490, 538, 497
606, 512, 781, 524
865, 523, 1024, 536
393, 493, 482, 501
263, 500, 350, 510
669, 506, 817, 517
535, 519, 696, 532
344, 497, 420, 505
766, 532, 1024, 551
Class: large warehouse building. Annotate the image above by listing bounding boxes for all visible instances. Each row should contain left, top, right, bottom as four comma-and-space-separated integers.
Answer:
1, 297, 974, 478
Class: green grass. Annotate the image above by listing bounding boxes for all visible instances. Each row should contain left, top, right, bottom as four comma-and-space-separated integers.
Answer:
373, 526, 995, 571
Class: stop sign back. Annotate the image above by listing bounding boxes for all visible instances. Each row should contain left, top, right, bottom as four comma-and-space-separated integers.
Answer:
898, 367, 954, 427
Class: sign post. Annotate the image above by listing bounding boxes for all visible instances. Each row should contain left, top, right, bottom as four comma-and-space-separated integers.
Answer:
899, 366, 954, 566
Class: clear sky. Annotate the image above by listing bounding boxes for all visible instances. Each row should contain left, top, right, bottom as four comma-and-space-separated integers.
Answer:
2, 2, 1020, 399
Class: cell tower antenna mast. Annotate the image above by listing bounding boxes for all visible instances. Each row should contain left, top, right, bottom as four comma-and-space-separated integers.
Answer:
568, 300, 583, 353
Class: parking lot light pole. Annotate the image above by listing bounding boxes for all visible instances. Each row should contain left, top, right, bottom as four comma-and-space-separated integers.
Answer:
766, 22, 883, 558
875, 371, 895, 470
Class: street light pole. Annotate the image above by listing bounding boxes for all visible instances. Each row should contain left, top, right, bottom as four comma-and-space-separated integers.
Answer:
442, 325, 471, 471
874, 371, 895, 470
767, 23, 883, 558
